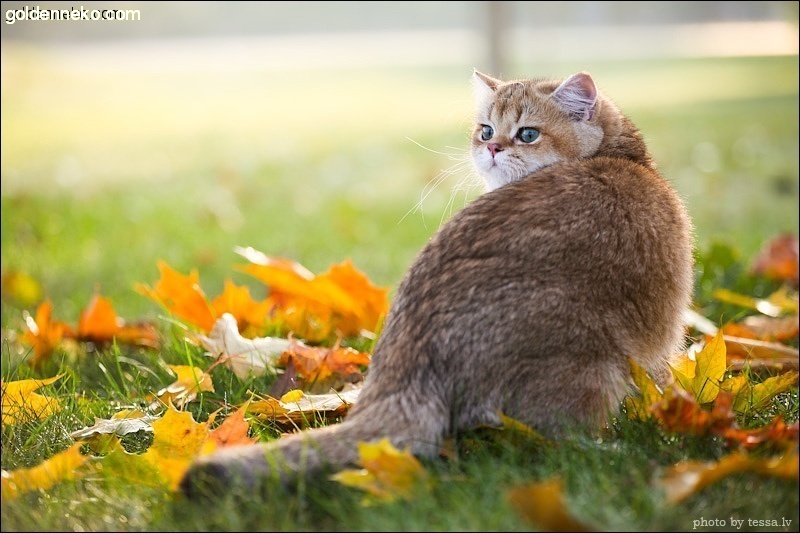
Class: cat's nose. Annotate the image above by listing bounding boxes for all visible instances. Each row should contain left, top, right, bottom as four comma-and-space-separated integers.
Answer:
487, 143, 504, 157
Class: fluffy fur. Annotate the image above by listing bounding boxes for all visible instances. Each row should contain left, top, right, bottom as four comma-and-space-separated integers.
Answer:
180, 70, 694, 495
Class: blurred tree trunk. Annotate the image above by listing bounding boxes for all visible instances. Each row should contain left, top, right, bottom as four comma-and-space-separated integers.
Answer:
486, 1, 508, 76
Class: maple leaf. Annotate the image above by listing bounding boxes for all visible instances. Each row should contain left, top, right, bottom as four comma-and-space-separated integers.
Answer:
1, 269, 42, 307
208, 404, 257, 448
199, 313, 291, 378
77, 293, 159, 348
153, 365, 215, 408
507, 477, 593, 532
135, 260, 216, 332
670, 329, 727, 404
651, 386, 735, 436
247, 387, 361, 428
278, 340, 370, 393
1, 443, 89, 500
142, 404, 216, 491
721, 314, 799, 343
750, 233, 799, 287
331, 437, 430, 503
1, 375, 63, 427
721, 371, 799, 412
22, 301, 74, 369
210, 279, 273, 336
625, 359, 664, 420
236, 248, 388, 341
659, 449, 799, 504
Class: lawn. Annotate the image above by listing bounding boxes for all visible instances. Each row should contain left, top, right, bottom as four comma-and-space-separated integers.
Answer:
1, 43, 798, 531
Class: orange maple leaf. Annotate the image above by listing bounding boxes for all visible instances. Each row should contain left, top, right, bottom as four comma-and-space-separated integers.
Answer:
135, 260, 216, 332
208, 404, 257, 448
77, 294, 159, 348
750, 233, 799, 287
210, 279, 273, 335
278, 341, 370, 392
22, 301, 74, 369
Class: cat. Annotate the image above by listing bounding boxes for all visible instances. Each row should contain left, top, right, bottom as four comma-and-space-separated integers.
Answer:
180, 70, 694, 495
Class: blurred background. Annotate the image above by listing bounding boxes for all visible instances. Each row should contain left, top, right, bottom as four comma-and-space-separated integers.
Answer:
1, 1, 798, 322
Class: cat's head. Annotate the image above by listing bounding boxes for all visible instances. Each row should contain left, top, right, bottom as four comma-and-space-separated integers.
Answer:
470, 71, 607, 191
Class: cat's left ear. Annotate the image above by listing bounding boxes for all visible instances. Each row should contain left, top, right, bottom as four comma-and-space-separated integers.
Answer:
552, 72, 597, 121
472, 69, 502, 103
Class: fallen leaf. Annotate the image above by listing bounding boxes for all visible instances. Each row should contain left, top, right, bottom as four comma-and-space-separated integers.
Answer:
721, 371, 798, 412
722, 314, 799, 343
153, 365, 215, 408
199, 313, 291, 379
208, 404, 257, 448
722, 335, 799, 363
670, 329, 727, 403
713, 287, 798, 317
507, 477, 593, 532
22, 301, 74, 369
1, 269, 42, 307
625, 359, 664, 420
331, 437, 430, 503
651, 386, 735, 436
750, 233, 799, 287
210, 280, 273, 336
142, 404, 216, 491
135, 260, 217, 332
69, 409, 158, 440
247, 387, 361, 428
1, 375, 63, 427
659, 449, 799, 504
1, 443, 89, 500
278, 340, 370, 393
77, 294, 159, 348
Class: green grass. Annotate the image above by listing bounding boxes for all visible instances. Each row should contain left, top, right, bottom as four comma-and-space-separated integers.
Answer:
1, 48, 798, 531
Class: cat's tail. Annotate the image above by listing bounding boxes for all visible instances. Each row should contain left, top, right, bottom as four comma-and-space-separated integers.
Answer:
179, 389, 447, 497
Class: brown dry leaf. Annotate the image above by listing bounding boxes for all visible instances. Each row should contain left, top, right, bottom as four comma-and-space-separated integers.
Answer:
278, 341, 370, 393
750, 233, 799, 287
1, 443, 89, 500
625, 359, 664, 420
507, 477, 593, 532
153, 365, 215, 408
210, 280, 273, 336
135, 260, 217, 332
651, 386, 735, 436
330, 437, 430, 503
670, 330, 727, 404
722, 314, 799, 343
142, 404, 216, 491
247, 387, 360, 428
659, 449, 799, 504
1, 375, 63, 427
208, 404, 258, 448
22, 301, 74, 369
720, 417, 799, 450
722, 335, 799, 366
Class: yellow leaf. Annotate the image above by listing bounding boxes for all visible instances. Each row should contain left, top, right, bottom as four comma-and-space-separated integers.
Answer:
723, 371, 799, 413
142, 405, 214, 491
670, 330, 726, 403
154, 365, 215, 408
507, 477, 593, 532
1, 269, 42, 307
713, 287, 798, 317
1, 375, 63, 427
331, 437, 430, 503
1, 443, 88, 500
659, 450, 799, 504
625, 359, 664, 420
280, 389, 304, 403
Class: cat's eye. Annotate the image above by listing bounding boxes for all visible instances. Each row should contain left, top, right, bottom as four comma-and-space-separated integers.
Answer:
480, 125, 494, 141
517, 127, 540, 143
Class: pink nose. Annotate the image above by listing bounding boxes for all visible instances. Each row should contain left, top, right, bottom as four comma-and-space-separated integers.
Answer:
487, 143, 503, 157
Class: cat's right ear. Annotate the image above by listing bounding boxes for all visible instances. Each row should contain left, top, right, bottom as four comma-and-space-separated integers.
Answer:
472, 69, 502, 103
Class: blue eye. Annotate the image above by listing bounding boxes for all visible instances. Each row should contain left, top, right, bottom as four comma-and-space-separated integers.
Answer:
480, 125, 494, 141
517, 127, 540, 143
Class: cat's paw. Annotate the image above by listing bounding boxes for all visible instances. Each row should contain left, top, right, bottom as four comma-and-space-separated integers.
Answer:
178, 445, 269, 499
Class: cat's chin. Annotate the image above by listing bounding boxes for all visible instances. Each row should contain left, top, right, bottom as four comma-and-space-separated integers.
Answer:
480, 168, 523, 191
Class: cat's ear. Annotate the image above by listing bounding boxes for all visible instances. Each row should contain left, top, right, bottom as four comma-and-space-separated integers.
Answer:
472, 69, 502, 103
552, 72, 597, 121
